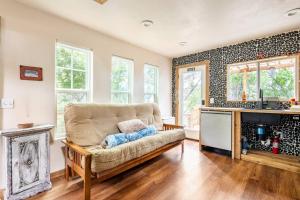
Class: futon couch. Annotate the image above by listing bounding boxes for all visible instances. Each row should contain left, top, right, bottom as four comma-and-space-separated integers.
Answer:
62, 103, 185, 200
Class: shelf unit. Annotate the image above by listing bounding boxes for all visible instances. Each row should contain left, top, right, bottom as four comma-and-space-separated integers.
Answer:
241, 150, 300, 173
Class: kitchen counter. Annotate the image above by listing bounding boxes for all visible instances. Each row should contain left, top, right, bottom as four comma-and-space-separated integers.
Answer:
199, 106, 300, 173
200, 106, 300, 115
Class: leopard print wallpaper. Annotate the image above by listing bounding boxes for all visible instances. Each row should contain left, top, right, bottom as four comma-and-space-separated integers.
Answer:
172, 30, 300, 116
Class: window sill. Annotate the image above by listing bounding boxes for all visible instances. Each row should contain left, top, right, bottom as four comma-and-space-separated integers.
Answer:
226, 100, 289, 103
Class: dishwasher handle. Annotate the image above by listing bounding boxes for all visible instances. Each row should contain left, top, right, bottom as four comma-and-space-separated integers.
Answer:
201, 111, 232, 115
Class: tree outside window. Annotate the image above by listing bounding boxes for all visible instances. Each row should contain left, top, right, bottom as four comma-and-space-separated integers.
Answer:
55, 43, 92, 139
144, 64, 159, 103
227, 56, 297, 101
111, 56, 133, 104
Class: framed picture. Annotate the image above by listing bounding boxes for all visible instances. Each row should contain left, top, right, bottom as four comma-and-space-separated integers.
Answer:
20, 65, 43, 81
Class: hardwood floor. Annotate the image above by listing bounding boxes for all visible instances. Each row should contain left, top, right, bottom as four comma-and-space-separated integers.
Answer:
31, 140, 300, 200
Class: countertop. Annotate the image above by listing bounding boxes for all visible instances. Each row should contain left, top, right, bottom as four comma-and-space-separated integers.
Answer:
200, 107, 300, 115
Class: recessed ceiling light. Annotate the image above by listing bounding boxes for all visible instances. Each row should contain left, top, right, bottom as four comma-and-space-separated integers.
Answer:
285, 8, 300, 17
141, 20, 154, 27
179, 42, 187, 46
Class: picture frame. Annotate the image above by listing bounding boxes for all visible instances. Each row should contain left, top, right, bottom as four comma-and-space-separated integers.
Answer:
20, 65, 43, 81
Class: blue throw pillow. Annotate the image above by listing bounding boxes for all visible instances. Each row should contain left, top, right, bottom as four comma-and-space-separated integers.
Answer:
103, 125, 158, 149
137, 125, 157, 137
105, 133, 128, 149
126, 132, 143, 141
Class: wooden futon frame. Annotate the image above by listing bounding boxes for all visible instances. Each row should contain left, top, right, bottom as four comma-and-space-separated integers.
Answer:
62, 124, 184, 200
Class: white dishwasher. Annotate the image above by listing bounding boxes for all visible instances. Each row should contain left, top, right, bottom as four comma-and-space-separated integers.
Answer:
200, 111, 232, 151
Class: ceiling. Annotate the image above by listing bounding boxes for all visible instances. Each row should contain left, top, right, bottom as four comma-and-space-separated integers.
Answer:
16, 0, 300, 58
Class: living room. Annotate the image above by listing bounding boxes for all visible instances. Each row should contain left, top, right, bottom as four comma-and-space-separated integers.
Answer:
0, 0, 299, 200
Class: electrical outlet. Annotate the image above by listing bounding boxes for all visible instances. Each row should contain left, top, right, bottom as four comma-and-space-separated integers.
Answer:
292, 115, 300, 121
1, 98, 14, 109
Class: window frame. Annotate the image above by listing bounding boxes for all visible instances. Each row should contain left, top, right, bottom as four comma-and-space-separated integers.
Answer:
111, 55, 134, 104
144, 63, 159, 103
55, 42, 93, 139
226, 55, 299, 102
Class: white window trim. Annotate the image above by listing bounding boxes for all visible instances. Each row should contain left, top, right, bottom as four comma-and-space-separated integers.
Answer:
144, 64, 159, 103
111, 55, 134, 104
55, 42, 93, 140
226, 55, 299, 102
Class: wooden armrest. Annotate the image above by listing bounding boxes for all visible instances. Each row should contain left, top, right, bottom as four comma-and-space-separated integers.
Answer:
62, 140, 92, 157
163, 123, 184, 130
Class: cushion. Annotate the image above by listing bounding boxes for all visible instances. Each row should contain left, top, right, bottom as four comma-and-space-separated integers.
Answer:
117, 119, 147, 133
64, 103, 164, 146
136, 125, 157, 137
103, 125, 157, 148
86, 129, 185, 173
103, 133, 129, 149
125, 132, 143, 142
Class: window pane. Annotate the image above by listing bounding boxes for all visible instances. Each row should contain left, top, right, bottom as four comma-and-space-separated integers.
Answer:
112, 66, 129, 92
144, 94, 155, 103
111, 56, 133, 103
71, 92, 88, 103
56, 114, 66, 138
57, 92, 87, 112
144, 67, 156, 93
144, 65, 158, 103
73, 51, 88, 70
57, 92, 73, 112
56, 45, 72, 68
73, 71, 86, 89
111, 93, 129, 104
56, 92, 88, 137
56, 68, 71, 89
182, 71, 202, 127
260, 58, 296, 100
227, 64, 257, 101
55, 43, 92, 139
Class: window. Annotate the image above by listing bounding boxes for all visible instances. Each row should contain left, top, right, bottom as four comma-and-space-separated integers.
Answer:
260, 59, 296, 100
55, 43, 92, 139
227, 63, 258, 101
227, 56, 298, 101
144, 64, 159, 103
111, 56, 133, 104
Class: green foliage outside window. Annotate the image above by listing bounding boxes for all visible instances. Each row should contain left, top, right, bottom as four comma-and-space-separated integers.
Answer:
144, 65, 159, 103
227, 57, 296, 101
55, 43, 91, 138
260, 68, 295, 100
111, 56, 133, 104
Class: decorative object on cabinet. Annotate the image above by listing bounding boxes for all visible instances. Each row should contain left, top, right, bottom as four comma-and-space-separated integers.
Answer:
17, 123, 34, 129
1, 124, 54, 200
20, 65, 43, 81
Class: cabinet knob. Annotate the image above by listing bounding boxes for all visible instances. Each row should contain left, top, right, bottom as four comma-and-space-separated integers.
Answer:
27, 160, 32, 166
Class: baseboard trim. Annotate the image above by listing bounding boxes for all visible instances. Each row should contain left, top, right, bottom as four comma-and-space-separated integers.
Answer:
50, 169, 65, 180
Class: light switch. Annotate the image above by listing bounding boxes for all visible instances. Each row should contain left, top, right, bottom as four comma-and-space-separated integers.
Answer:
210, 98, 215, 104
1, 98, 14, 109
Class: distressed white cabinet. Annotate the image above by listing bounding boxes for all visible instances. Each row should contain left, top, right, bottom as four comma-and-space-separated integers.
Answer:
1, 124, 54, 200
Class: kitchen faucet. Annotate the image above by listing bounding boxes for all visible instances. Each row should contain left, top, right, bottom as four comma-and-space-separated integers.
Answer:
259, 89, 264, 109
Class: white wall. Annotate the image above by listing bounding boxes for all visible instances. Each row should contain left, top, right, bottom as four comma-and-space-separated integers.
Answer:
0, 0, 172, 188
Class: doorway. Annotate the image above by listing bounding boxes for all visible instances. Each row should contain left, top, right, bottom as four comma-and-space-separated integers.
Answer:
176, 62, 209, 139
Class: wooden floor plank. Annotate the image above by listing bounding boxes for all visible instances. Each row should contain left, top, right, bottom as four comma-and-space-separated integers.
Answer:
30, 140, 300, 200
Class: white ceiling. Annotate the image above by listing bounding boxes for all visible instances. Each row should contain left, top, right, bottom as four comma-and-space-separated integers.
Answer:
16, 0, 300, 58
